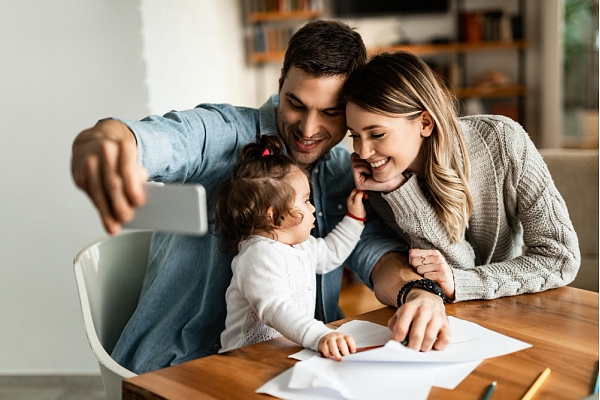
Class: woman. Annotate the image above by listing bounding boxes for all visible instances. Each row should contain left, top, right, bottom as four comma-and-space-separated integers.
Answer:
342, 51, 580, 303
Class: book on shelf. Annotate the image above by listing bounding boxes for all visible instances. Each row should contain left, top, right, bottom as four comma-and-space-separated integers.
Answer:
249, 0, 320, 13
251, 25, 294, 54
425, 60, 461, 90
459, 10, 520, 42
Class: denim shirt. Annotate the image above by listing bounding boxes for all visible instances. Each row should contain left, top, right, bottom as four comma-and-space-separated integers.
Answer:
110, 95, 405, 374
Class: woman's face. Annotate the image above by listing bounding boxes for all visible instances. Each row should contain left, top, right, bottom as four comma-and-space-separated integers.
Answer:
346, 102, 434, 183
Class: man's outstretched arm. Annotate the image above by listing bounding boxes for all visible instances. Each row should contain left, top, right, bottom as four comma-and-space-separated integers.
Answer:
370, 251, 451, 351
71, 119, 148, 234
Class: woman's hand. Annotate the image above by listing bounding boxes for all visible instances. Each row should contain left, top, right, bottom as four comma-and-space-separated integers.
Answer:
409, 249, 455, 300
318, 332, 356, 361
351, 153, 407, 192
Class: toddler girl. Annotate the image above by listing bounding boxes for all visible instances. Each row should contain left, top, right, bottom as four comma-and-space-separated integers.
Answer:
215, 134, 366, 360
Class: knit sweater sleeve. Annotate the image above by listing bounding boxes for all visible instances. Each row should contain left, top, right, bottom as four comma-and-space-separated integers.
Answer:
382, 118, 580, 302
234, 243, 332, 351
301, 216, 365, 275
453, 118, 579, 300
382, 176, 477, 271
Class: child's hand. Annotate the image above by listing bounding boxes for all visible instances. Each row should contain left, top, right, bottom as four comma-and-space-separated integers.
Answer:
346, 188, 367, 224
318, 332, 356, 361
409, 249, 455, 300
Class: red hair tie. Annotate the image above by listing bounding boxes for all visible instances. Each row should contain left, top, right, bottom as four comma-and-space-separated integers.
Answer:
261, 148, 271, 157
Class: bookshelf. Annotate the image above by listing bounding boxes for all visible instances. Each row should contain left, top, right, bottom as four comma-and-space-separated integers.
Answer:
245, 1, 323, 64
365, 40, 528, 100
244, 0, 527, 122
372, 40, 527, 57
451, 0, 527, 121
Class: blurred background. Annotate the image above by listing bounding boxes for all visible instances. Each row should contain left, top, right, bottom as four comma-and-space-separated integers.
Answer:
0, 0, 596, 386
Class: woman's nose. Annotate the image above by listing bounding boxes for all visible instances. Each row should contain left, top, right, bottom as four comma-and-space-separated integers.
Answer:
355, 140, 373, 160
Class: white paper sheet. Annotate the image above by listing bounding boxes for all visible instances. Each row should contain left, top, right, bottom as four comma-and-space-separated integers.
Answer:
335, 320, 394, 347
257, 356, 436, 400
288, 320, 393, 361
431, 361, 482, 389
344, 317, 531, 363
261, 317, 530, 399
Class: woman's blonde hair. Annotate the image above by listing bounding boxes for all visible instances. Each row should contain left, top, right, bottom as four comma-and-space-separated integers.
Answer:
342, 51, 472, 242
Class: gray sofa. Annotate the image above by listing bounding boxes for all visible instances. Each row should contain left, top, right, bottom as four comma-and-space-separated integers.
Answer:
539, 148, 599, 292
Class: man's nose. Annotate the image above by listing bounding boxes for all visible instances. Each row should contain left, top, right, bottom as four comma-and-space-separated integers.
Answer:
299, 112, 320, 138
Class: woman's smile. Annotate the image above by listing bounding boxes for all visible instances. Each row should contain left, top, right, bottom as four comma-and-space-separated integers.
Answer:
369, 157, 390, 169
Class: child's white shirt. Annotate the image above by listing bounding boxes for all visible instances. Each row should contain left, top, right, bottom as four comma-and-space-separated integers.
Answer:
219, 216, 364, 353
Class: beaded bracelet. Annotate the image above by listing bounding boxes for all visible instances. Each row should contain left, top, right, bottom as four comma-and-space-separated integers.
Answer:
396, 279, 448, 308
346, 212, 366, 222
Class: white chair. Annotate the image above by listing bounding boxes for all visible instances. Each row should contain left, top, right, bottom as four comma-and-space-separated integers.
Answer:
73, 231, 153, 400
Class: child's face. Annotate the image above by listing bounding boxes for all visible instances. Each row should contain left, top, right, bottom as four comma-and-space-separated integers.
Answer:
277, 168, 315, 245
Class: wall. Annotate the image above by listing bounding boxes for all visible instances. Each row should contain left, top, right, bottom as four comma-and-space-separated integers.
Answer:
0, 0, 148, 374
0, 0, 253, 374
139, 0, 257, 114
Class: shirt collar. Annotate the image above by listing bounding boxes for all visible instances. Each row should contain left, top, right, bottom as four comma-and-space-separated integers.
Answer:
258, 94, 279, 136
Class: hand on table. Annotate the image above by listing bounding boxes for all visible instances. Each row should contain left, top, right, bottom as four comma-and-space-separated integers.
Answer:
409, 249, 455, 300
388, 290, 450, 352
318, 332, 356, 361
71, 119, 148, 234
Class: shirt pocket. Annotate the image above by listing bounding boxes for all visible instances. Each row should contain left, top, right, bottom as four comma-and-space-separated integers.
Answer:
324, 195, 348, 233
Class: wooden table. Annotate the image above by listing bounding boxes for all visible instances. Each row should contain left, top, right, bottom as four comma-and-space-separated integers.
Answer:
123, 287, 598, 399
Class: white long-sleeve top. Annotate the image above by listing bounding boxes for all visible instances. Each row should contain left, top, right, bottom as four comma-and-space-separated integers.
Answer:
219, 216, 364, 353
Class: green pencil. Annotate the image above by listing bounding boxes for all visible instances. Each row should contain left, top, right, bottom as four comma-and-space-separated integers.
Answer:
483, 381, 496, 400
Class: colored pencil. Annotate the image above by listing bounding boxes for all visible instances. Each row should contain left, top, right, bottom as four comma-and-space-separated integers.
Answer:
594, 365, 599, 394
521, 367, 551, 400
482, 381, 496, 400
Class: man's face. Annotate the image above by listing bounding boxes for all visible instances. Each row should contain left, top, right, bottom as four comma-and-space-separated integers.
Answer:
276, 67, 347, 166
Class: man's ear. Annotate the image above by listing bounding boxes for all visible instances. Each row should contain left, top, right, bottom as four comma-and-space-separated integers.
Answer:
420, 111, 435, 138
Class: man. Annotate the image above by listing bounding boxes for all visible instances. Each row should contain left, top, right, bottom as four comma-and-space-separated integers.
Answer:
71, 20, 449, 374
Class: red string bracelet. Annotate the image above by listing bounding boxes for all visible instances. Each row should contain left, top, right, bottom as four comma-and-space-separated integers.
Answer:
346, 212, 366, 222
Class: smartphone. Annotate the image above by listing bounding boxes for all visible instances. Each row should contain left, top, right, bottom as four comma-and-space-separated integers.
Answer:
122, 182, 208, 236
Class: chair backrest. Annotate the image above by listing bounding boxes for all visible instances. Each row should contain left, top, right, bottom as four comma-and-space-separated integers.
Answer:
73, 230, 153, 399
539, 148, 599, 291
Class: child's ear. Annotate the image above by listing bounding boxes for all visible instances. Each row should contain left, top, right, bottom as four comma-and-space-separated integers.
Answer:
266, 207, 275, 226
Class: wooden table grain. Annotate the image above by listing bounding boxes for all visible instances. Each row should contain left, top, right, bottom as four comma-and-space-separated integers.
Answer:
123, 287, 598, 400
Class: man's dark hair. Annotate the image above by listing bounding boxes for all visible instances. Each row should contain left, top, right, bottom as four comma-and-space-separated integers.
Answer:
279, 20, 367, 90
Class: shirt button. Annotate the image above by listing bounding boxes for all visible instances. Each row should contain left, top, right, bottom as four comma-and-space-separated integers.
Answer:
337, 204, 343, 210
318, 211, 323, 217
314, 168, 319, 174
213, 343, 220, 349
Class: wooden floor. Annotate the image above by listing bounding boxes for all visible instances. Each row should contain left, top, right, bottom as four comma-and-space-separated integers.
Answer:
338, 279, 386, 317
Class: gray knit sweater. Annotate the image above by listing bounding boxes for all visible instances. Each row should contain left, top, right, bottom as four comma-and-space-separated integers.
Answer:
370, 115, 581, 302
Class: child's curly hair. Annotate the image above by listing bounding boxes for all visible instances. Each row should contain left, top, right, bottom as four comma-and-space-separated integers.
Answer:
214, 135, 307, 253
